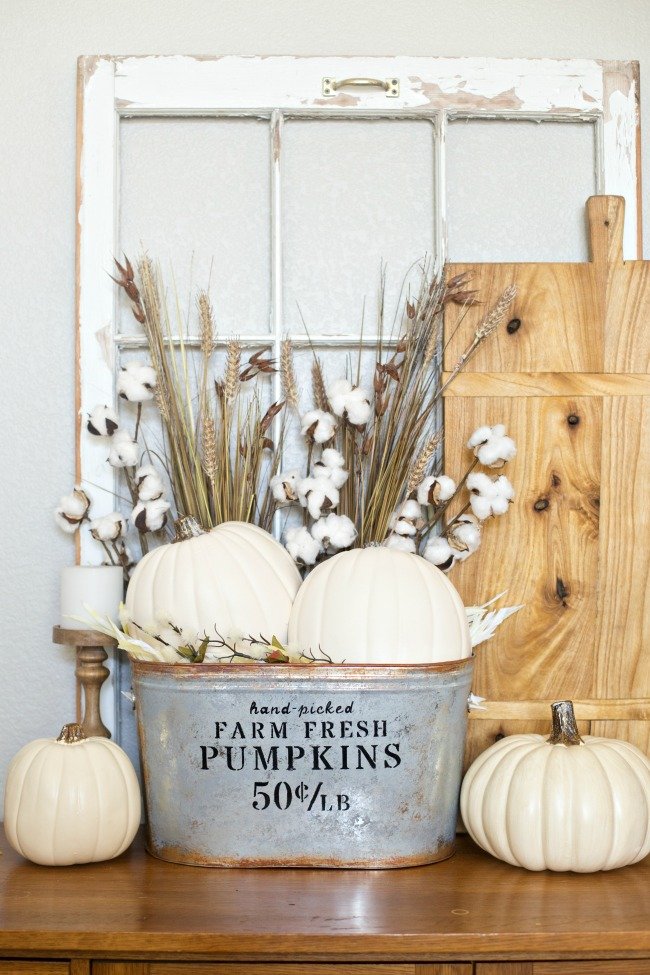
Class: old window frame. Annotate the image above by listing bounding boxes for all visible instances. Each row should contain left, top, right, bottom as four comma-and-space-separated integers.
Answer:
76, 55, 641, 736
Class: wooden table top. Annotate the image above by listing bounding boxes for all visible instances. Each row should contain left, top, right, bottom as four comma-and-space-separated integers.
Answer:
1, 828, 649, 961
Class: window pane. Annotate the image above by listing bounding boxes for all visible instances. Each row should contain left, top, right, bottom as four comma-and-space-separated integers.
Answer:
446, 119, 596, 262
119, 117, 271, 334
282, 119, 436, 335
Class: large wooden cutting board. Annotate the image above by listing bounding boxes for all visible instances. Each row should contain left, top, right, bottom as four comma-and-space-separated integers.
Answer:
443, 196, 650, 763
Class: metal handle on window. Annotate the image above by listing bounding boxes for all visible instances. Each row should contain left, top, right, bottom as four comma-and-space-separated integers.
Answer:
322, 76, 399, 98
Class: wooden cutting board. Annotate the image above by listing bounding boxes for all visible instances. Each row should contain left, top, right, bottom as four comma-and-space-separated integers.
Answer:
443, 195, 650, 764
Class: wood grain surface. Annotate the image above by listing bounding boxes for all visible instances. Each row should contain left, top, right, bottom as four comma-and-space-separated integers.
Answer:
1, 829, 650, 962
92, 966, 457, 975
443, 196, 650, 764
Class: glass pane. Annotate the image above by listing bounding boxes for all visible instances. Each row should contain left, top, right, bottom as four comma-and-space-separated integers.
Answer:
282, 119, 436, 335
119, 117, 271, 334
446, 119, 596, 262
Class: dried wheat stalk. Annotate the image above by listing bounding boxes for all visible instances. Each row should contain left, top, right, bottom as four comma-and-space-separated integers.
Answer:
223, 340, 242, 403
202, 412, 218, 484
280, 339, 299, 413
311, 359, 329, 412
113, 258, 282, 532
407, 432, 442, 494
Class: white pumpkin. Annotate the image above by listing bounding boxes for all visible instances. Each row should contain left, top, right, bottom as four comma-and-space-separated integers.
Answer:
126, 518, 301, 646
461, 700, 650, 873
288, 546, 471, 664
3, 724, 141, 866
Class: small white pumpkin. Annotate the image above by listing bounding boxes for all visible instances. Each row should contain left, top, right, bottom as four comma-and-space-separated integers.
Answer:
288, 545, 471, 664
126, 518, 301, 646
461, 700, 650, 872
3, 723, 141, 866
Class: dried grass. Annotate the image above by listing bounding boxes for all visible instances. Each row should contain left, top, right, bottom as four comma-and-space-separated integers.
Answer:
301, 267, 516, 544
113, 257, 284, 531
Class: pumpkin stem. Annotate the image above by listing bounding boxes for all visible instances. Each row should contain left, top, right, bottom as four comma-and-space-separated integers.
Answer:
173, 516, 205, 543
57, 723, 87, 744
548, 700, 583, 746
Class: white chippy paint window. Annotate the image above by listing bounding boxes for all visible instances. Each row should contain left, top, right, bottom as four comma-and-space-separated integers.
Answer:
77, 55, 641, 747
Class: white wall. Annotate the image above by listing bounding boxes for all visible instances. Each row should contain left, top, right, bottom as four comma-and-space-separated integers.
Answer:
1, 0, 648, 794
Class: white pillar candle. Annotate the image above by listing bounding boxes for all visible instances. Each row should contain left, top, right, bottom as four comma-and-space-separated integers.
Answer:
60, 565, 124, 630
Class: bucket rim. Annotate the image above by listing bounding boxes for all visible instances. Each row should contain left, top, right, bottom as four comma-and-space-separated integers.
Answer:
130, 654, 475, 678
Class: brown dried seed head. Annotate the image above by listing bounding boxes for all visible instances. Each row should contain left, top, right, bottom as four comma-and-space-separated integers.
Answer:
280, 339, 299, 412
197, 291, 215, 359
260, 400, 284, 433
224, 340, 242, 401
311, 359, 329, 412
475, 285, 517, 340
407, 431, 442, 493
202, 413, 218, 482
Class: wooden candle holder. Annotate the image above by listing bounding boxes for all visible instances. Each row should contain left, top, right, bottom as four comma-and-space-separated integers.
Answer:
52, 626, 118, 739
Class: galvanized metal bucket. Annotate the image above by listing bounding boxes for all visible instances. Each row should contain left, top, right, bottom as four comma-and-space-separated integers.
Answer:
132, 657, 474, 868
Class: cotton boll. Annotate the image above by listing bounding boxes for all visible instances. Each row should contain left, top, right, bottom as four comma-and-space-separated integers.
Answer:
469, 494, 495, 520
313, 448, 349, 488
490, 495, 511, 516
270, 470, 301, 503
135, 464, 165, 501
54, 509, 83, 533
467, 425, 493, 449
326, 379, 371, 425
344, 386, 372, 426
132, 498, 170, 533
90, 512, 127, 542
313, 463, 349, 489
135, 464, 157, 480
476, 435, 516, 468
467, 471, 498, 519
494, 475, 515, 501
59, 486, 91, 520
399, 499, 422, 520
417, 475, 456, 507
387, 499, 422, 536
468, 472, 514, 518
387, 513, 415, 536
138, 474, 164, 501
298, 477, 339, 520
285, 526, 323, 566
467, 471, 498, 497
55, 486, 91, 533
311, 513, 357, 552
448, 515, 482, 560
383, 534, 416, 553
320, 448, 345, 470
301, 409, 337, 444
423, 536, 456, 570
417, 477, 435, 506
108, 430, 139, 468
467, 423, 516, 468
327, 379, 353, 416
117, 362, 157, 402
87, 405, 119, 437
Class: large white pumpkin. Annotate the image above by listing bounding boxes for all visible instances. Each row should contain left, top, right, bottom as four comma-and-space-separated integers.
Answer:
288, 546, 471, 664
461, 701, 650, 872
3, 724, 141, 866
126, 519, 301, 645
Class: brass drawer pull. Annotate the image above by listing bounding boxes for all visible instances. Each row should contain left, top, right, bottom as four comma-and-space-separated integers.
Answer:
322, 76, 399, 97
